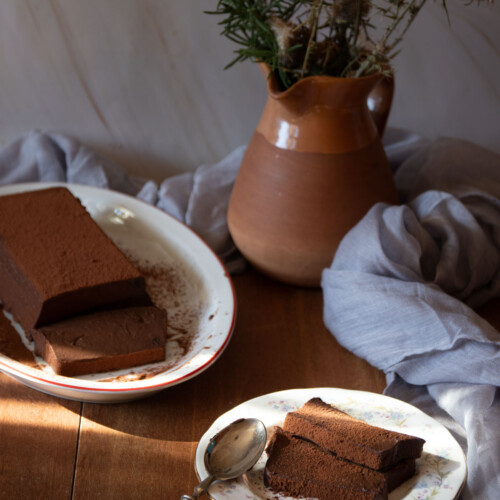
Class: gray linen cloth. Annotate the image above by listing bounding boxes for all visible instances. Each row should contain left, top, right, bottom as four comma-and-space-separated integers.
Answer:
1, 130, 498, 498
322, 138, 500, 499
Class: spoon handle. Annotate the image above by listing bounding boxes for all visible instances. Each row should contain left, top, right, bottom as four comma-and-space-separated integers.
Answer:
180, 474, 214, 500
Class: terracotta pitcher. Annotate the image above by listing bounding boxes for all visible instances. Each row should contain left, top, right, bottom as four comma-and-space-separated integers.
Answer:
227, 65, 398, 287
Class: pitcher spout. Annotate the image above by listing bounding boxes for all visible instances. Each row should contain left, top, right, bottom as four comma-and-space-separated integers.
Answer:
256, 63, 393, 149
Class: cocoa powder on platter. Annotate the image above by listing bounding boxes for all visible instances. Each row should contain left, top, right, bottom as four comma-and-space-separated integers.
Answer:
98, 253, 210, 382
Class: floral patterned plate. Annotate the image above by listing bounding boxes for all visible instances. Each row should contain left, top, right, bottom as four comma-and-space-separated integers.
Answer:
195, 388, 467, 500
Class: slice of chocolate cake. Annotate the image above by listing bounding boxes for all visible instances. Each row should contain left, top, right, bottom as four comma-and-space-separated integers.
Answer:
265, 429, 389, 500
383, 458, 416, 493
31, 306, 168, 376
0, 187, 151, 331
283, 398, 425, 470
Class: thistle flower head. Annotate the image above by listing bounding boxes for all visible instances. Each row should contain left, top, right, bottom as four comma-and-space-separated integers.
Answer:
269, 16, 311, 66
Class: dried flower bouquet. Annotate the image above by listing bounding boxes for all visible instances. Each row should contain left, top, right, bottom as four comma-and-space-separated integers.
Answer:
207, 0, 493, 89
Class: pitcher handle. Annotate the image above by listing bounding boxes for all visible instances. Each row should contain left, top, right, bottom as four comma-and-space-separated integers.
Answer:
367, 75, 394, 138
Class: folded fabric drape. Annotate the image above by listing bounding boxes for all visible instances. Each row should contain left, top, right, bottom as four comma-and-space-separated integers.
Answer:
322, 138, 500, 500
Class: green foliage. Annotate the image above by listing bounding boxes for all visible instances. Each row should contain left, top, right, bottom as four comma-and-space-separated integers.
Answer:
206, 0, 430, 88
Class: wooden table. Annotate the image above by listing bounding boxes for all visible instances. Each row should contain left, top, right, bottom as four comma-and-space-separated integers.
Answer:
0, 268, 387, 499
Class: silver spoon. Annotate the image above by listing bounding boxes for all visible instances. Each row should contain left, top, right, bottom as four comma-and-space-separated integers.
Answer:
181, 418, 267, 500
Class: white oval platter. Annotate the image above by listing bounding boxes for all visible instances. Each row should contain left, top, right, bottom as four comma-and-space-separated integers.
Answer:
0, 182, 236, 403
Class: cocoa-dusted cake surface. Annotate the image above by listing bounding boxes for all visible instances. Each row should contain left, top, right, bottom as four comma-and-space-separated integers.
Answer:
0, 187, 151, 330
265, 429, 388, 500
283, 397, 425, 470
32, 306, 168, 376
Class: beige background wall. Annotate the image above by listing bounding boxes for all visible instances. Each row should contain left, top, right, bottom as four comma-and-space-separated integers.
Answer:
0, 0, 498, 182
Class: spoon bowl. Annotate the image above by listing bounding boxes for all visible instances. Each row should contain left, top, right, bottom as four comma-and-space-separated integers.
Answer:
181, 418, 267, 499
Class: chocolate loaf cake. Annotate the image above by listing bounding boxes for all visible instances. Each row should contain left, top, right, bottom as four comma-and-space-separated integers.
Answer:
32, 306, 168, 376
384, 458, 416, 493
283, 397, 425, 470
0, 187, 151, 330
265, 429, 416, 500
265, 429, 385, 500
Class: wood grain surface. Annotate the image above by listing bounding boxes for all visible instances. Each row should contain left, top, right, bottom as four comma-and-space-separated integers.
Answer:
0, 268, 387, 499
0, 375, 81, 499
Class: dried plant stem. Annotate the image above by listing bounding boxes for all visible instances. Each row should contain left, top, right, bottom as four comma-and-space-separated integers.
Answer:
352, 0, 364, 46
301, 0, 323, 78
380, 0, 426, 52
321, 9, 336, 73
388, 0, 428, 54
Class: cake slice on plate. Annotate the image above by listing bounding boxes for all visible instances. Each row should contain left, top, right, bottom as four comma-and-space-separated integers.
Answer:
265, 429, 416, 500
31, 306, 168, 376
283, 397, 425, 470
265, 398, 425, 499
